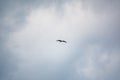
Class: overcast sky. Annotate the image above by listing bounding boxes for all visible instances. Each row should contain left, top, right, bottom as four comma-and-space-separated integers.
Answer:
0, 0, 120, 80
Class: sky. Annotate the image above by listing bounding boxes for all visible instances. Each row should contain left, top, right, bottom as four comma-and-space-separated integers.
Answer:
0, 0, 120, 80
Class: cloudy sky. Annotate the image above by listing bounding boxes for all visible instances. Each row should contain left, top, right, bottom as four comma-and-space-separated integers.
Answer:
0, 0, 120, 80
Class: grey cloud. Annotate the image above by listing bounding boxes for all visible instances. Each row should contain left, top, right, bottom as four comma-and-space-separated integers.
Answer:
0, 0, 67, 80
68, 1, 120, 80
0, 0, 120, 80
81, 0, 120, 44
82, 0, 120, 12
0, 0, 50, 80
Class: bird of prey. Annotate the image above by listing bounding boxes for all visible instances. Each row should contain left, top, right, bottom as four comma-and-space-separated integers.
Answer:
57, 40, 67, 43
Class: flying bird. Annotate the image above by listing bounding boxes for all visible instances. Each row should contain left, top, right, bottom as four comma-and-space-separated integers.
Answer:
57, 40, 67, 43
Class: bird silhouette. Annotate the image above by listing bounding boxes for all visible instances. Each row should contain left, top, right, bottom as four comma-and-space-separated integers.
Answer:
57, 40, 67, 43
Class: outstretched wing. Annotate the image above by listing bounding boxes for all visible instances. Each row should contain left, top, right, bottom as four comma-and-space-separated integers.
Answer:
57, 40, 62, 42
62, 40, 67, 43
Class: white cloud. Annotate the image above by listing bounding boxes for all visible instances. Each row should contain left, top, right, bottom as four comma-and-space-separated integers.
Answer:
6, 1, 98, 64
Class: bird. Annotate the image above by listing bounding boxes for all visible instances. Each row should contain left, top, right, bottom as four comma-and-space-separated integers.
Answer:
57, 40, 67, 43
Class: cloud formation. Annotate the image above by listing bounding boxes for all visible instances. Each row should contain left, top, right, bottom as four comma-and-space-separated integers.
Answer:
0, 0, 120, 80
